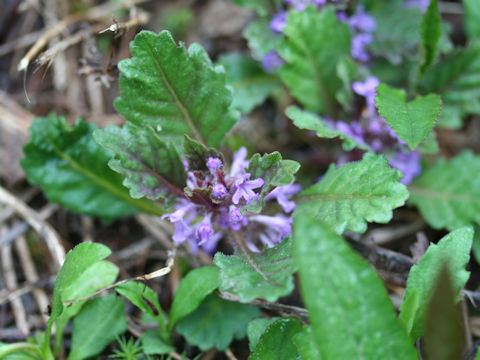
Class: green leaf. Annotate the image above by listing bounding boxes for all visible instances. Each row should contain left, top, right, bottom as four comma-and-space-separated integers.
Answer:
424, 266, 465, 360
335, 57, 359, 113
418, 44, 480, 128
409, 151, 480, 230
286, 106, 371, 151
293, 215, 418, 360
249, 318, 303, 360
399, 227, 472, 341
54, 261, 118, 352
218, 53, 279, 114
115, 30, 238, 149
214, 237, 297, 302
141, 331, 175, 355
94, 123, 186, 203
296, 153, 409, 234
243, 18, 283, 59
247, 317, 280, 352
176, 294, 259, 351
463, 0, 480, 40
245, 152, 300, 212
293, 326, 321, 360
21, 115, 161, 220
369, 4, 422, 64
231, 0, 281, 16
420, 0, 441, 73
115, 281, 168, 340
168, 266, 219, 331
472, 224, 480, 265
278, 6, 351, 116
68, 294, 127, 360
375, 84, 441, 150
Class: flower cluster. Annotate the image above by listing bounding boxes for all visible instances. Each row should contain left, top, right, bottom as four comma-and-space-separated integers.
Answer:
329, 77, 421, 184
162, 148, 301, 254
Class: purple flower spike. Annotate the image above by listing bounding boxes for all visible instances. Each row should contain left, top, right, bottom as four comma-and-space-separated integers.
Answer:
261, 51, 285, 73
230, 147, 249, 176
196, 217, 214, 245
212, 184, 227, 199
270, 12, 287, 33
207, 157, 222, 173
232, 174, 264, 204
351, 33, 373, 62
264, 184, 302, 213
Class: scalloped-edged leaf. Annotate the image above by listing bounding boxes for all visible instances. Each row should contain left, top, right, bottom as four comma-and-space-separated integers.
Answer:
168, 266, 219, 331
296, 153, 409, 234
278, 6, 351, 116
409, 151, 480, 230
218, 53, 279, 114
115, 30, 238, 149
420, 0, 441, 73
250, 318, 303, 360
293, 215, 418, 360
176, 294, 259, 351
214, 237, 296, 302
94, 123, 186, 203
418, 44, 480, 128
286, 106, 371, 151
399, 227, 472, 341
21, 115, 161, 220
375, 84, 441, 150
68, 294, 127, 360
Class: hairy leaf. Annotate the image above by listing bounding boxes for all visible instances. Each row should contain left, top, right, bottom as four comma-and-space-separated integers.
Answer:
68, 294, 126, 360
399, 227, 472, 341
214, 237, 296, 302
424, 266, 465, 360
296, 153, 409, 234
250, 318, 303, 360
420, 0, 441, 73
168, 266, 219, 331
278, 6, 351, 116
183, 135, 221, 171
293, 215, 418, 360
286, 106, 371, 151
409, 151, 480, 230
176, 294, 259, 351
21, 116, 161, 220
375, 84, 441, 149
418, 44, 480, 128
218, 53, 279, 114
94, 123, 186, 204
115, 30, 238, 148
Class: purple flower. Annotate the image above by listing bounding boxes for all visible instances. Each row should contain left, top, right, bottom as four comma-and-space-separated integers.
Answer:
353, 76, 380, 112
171, 220, 193, 244
388, 151, 422, 185
264, 184, 302, 213
232, 174, 264, 204
182, 159, 189, 171
228, 206, 248, 230
261, 51, 285, 73
250, 214, 292, 246
162, 200, 196, 223
196, 216, 214, 245
207, 157, 222, 173
230, 147, 249, 176
351, 33, 373, 62
348, 6, 376, 33
212, 184, 227, 199
336, 120, 366, 145
270, 12, 287, 33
